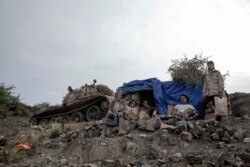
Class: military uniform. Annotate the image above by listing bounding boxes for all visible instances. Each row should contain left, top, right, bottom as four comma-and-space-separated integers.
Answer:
201, 69, 224, 118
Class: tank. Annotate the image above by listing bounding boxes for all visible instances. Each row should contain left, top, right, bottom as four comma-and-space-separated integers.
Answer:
29, 84, 113, 125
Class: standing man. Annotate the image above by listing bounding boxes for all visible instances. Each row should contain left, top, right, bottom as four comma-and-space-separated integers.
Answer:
201, 61, 224, 118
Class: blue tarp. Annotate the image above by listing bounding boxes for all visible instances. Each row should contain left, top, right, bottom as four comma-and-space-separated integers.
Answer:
118, 78, 203, 115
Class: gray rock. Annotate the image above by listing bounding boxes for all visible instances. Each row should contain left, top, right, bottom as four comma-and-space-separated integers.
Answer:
221, 137, 230, 143
177, 120, 187, 130
60, 158, 68, 166
180, 131, 193, 142
187, 121, 195, 130
163, 118, 177, 125
223, 126, 235, 136
233, 128, 246, 141
206, 125, 215, 133
150, 143, 168, 159
186, 154, 203, 165
168, 153, 183, 163
211, 133, 220, 140
160, 123, 177, 130
145, 124, 155, 132
82, 164, 98, 167
243, 137, 250, 143
201, 132, 211, 141
46, 156, 53, 163
216, 142, 225, 149
126, 142, 138, 156
137, 120, 146, 130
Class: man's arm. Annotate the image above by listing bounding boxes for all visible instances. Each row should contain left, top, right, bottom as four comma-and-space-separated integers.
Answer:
217, 71, 224, 97
203, 76, 207, 96
173, 105, 184, 117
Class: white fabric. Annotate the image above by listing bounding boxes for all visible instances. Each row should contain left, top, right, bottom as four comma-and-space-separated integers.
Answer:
174, 104, 196, 113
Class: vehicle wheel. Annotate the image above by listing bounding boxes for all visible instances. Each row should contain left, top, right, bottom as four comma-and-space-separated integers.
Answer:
86, 105, 101, 122
70, 112, 83, 123
39, 119, 48, 125
101, 100, 109, 111
29, 118, 37, 126
49, 117, 57, 124
62, 116, 70, 124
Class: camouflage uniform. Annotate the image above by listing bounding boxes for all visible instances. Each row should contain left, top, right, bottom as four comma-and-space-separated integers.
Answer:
203, 69, 224, 96
201, 69, 224, 118
63, 92, 76, 105
109, 100, 127, 117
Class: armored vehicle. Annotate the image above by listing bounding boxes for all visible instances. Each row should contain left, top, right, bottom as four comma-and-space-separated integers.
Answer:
29, 85, 113, 125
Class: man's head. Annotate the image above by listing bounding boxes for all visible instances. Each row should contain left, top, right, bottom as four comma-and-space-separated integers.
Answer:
129, 100, 137, 107
68, 86, 73, 92
115, 90, 123, 100
207, 61, 215, 71
180, 94, 189, 104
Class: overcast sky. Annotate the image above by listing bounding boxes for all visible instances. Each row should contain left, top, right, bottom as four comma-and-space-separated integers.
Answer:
1, 0, 250, 105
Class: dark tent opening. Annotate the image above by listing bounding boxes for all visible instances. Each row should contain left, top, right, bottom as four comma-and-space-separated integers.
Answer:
138, 90, 155, 107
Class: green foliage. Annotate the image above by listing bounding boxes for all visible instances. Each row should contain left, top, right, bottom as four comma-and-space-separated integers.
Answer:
38, 132, 47, 141
96, 84, 114, 96
64, 126, 71, 133
168, 55, 208, 86
33, 102, 50, 111
49, 129, 61, 139
11, 150, 27, 162
0, 82, 20, 109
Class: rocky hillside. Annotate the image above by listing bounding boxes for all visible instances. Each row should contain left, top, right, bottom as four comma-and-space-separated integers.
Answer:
0, 114, 250, 167
228, 93, 250, 116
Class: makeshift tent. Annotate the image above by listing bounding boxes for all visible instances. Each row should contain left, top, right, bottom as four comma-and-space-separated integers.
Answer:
118, 78, 203, 116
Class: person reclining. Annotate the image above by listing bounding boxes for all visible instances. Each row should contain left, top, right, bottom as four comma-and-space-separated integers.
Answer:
170, 95, 197, 119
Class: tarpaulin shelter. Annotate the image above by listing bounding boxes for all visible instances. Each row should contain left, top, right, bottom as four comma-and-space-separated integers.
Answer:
118, 78, 203, 116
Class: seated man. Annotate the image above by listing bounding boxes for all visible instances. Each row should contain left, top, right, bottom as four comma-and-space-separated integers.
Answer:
171, 95, 197, 119
62, 86, 76, 105
125, 100, 139, 121
101, 90, 127, 138
140, 100, 155, 116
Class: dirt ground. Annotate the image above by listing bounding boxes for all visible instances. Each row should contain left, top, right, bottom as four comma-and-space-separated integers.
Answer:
0, 114, 250, 167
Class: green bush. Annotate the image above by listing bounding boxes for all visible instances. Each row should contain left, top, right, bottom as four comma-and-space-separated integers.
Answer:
168, 55, 208, 86
11, 150, 27, 162
49, 129, 61, 139
0, 83, 20, 109
96, 84, 114, 96
33, 102, 50, 111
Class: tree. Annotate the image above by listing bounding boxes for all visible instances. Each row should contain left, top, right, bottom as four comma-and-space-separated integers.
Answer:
0, 82, 20, 109
168, 55, 208, 86
96, 84, 114, 96
33, 102, 50, 111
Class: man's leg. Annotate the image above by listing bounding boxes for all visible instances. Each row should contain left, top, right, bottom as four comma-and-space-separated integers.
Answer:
118, 112, 126, 135
200, 96, 214, 119
101, 124, 107, 138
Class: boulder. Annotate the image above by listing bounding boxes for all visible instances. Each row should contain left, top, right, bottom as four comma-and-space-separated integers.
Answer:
168, 153, 183, 163
137, 120, 146, 130
243, 137, 250, 143
233, 128, 246, 141
180, 131, 193, 142
223, 126, 235, 136
126, 142, 139, 156
139, 111, 150, 121
186, 154, 203, 165
150, 143, 168, 159
0, 136, 7, 146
